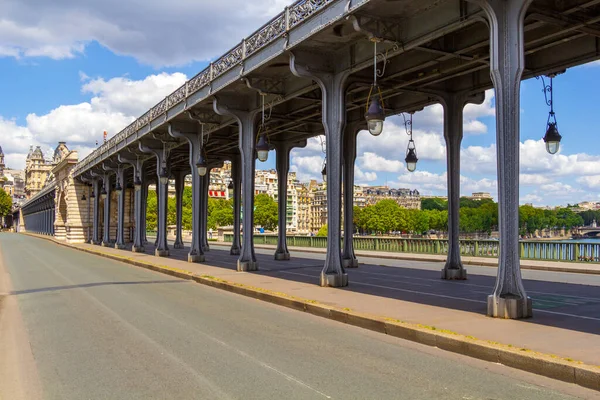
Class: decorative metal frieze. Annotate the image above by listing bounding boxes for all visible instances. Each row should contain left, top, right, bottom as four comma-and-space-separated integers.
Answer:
150, 99, 167, 119
188, 70, 211, 93
74, 0, 339, 177
246, 14, 286, 56
167, 84, 187, 106
289, 0, 332, 29
138, 111, 151, 127
212, 44, 244, 78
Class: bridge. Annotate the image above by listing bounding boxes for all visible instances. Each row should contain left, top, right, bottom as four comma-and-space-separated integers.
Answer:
573, 226, 600, 238
13, 0, 600, 320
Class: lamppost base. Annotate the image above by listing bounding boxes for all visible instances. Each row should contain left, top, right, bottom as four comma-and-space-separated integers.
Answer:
320, 272, 348, 287
441, 267, 467, 280
487, 294, 532, 319
237, 260, 258, 271
342, 258, 359, 268
274, 252, 290, 261
132, 246, 145, 253
155, 249, 170, 257
188, 254, 205, 263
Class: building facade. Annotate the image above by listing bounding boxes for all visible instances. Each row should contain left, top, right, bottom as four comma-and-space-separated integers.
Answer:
25, 145, 53, 199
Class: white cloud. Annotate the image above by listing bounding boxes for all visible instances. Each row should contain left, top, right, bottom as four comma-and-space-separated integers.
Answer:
357, 152, 404, 173
355, 167, 377, 184
82, 72, 187, 117
0, 0, 292, 66
1, 72, 187, 170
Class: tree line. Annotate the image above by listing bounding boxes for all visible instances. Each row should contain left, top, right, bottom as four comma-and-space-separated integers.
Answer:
354, 197, 584, 235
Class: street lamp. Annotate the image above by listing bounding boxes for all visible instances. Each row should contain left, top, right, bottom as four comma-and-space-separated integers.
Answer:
544, 122, 562, 155
403, 112, 418, 172
365, 39, 385, 136
100, 187, 107, 200
114, 181, 122, 196
159, 167, 169, 185
228, 179, 234, 190
134, 176, 142, 192
538, 73, 562, 155
405, 140, 418, 172
256, 94, 270, 162
256, 131, 269, 162
196, 149, 208, 176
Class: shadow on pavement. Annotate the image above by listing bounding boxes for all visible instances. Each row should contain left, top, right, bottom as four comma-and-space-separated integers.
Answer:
120, 241, 600, 336
10, 279, 187, 295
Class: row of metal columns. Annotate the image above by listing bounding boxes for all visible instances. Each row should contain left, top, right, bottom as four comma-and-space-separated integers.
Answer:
23, 208, 55, 235
85, 0, 531, 319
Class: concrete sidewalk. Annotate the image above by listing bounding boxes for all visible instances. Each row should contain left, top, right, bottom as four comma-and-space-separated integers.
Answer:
24, 233, 600, 390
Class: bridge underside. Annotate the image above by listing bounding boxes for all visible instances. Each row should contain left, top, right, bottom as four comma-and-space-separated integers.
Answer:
20, 0, 600, 319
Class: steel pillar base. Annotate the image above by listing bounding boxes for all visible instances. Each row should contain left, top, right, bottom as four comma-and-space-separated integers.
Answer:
230, 246, 241, 256
132, 246, 145, 253
441, 267, 467, 280
115, 244, 127, 250
342, 258, 359, 268
487, 295, 532, 319
320, 272, 348, 288
237, 260, 258, 272
202, 245, 210, 252
101, 241, 112, 247
173, 243, 185, 249
274, 252, 290, 261
155, 249, 170, 257
188, 254, 205, 263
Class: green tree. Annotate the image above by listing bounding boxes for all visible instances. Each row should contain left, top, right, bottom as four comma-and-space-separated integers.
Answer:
0, 188, 12, 217
207, 198, 234, 229
421, 198, 447, 211
145, 190, 158, 231
317, 224, 328, 237
254, 193, 278, 231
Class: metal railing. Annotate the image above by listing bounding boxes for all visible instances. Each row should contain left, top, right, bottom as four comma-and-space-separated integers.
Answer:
222, 234, 600, 263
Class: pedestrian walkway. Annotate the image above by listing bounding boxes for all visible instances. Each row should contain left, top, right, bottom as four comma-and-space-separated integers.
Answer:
227, 240, 600, 275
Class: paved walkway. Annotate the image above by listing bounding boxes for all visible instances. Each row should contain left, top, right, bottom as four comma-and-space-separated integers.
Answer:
236, 240, 600, 275
44, 237, 600, 366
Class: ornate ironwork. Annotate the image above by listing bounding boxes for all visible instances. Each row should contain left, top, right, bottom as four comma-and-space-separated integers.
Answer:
188, 70, 211, 93
167, 84, 187, 106
289, 0, 332, 29
246, 14, 286, 56
212, 44, 244, 77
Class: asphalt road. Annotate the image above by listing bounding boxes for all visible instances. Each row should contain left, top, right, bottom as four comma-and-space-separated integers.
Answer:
0, 234, 597, 400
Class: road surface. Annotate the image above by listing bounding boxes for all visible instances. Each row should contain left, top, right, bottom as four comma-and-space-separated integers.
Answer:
0, 234, 596, 399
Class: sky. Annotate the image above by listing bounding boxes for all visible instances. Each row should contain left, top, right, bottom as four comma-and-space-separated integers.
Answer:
1, 0, 599, 207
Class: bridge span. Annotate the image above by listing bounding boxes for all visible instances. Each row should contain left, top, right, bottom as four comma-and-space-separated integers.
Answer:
14, 0, 600, 320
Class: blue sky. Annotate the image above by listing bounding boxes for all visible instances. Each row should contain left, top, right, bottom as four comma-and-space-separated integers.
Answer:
1, 0, 599, 206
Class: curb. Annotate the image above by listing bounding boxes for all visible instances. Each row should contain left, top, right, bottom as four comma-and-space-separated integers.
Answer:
23, 233, 600, 391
